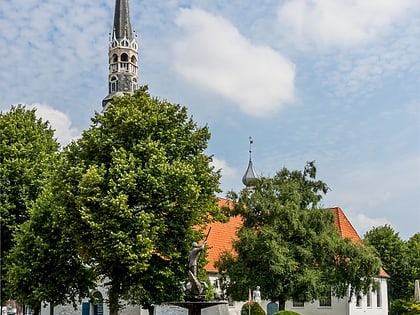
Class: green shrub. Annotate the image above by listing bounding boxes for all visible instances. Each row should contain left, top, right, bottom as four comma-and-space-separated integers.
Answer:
241, 302, 265, 315
273, 311, 301, 315
391, 299, 420, 315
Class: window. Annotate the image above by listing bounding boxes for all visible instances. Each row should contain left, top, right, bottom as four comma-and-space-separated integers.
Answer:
319, 296, 331, 307
292, 300, 304, 307
356, 295, 362, 308
319, 287, 332, 307
110, 76, 118, 93
121, 53, 128, 62
376, 282, 382, 307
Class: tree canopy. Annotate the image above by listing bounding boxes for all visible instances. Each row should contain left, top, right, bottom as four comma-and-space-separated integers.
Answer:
52, 88, 223, 315
5, 185, 96, 315
364, 226, 419, 302
217, 162, 381, 310
0, 105, 59, 304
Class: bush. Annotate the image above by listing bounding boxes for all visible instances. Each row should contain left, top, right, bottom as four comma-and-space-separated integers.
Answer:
391, 299, 420, 315
241, 302, 265, 315
273, 311, 301, 315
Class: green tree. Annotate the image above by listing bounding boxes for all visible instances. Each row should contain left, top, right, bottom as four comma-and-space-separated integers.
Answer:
53, 87, 222, 315
240, 302, 265, 315
407, 233, 420, 292
0, 105, 59, 303
217, 163, 381, 310
5, 185, 96, 315
364, 225, 412, 300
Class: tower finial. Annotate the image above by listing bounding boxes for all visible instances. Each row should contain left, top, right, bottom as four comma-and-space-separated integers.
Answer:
242, 137, 258, 187
248, 136, 253, 161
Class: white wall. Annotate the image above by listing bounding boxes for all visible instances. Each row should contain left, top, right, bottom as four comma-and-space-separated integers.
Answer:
285, 296, 347, 315
348, 278, 388, 315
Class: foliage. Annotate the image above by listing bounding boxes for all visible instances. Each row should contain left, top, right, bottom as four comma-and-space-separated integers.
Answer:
240, 302, 265, 315
53, 87, 222, 314
407, 233, 420, 287
217, 162, 381, 310
0, 105, 59, 304
364, 225, 414, 300
391, 299, 420, 315
273, 311, 301, 315
4, 185, 96, 315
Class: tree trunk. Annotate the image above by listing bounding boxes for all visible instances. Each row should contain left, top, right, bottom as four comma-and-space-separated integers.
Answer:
146, 306, 154, 315
278, 298, 286, 311
49, 303, 54, 315
32, 303, 41, 315
108, 285, 120, 315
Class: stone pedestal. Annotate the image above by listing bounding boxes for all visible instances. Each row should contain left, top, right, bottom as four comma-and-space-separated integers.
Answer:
170, 301, 228, 315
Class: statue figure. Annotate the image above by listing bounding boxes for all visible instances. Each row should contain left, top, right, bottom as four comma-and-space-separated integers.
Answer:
189, 241, 206, 277
187, 241, 207, 298
253, 286, 261, 304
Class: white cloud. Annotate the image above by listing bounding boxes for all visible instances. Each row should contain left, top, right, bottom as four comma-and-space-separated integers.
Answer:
353, 213, 391, 237
323, 155, 420, 238
277, 0, 419, 49
173, 8, 296, 117
211, 157, 237, 179
29, 103, 80, 146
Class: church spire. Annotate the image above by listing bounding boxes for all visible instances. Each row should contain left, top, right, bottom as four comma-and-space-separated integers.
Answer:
113, 0, 133, 40
102, 0, 139, 110
242, 137, 258, 187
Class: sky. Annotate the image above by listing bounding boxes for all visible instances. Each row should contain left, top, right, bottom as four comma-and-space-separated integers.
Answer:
0, 0, 419, 240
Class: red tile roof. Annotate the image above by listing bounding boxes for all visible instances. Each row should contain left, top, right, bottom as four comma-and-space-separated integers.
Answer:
204, 198, 389, 278
329, 207, 361, 243
203, 198, 242, 272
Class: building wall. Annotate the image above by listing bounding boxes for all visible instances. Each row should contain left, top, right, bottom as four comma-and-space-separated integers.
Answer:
40, 277, 388, 315
348, 277, 388, 315
283, 277, 388, 315
285, 296, 348, 315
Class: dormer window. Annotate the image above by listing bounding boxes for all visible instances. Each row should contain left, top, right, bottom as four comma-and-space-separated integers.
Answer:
121, 39, 129, 47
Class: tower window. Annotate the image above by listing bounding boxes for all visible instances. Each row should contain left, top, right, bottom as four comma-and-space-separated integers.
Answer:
121, 39, 129, 47
121, 53, 128, 62
110, 76, 118, 93
112, 54, 118, 63
131, 56, 137, 64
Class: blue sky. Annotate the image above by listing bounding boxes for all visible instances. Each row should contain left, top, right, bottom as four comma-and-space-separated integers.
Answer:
0, 0, 419, 239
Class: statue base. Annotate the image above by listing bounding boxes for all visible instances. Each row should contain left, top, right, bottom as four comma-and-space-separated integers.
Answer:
169, 301, 228, 315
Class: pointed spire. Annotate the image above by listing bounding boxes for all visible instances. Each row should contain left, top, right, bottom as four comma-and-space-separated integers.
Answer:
242, 137, 258, 187
103, 0, 139, 110
113, 0, 133, 40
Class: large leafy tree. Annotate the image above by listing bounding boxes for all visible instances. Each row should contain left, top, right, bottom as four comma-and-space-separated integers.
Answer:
364, 226, 415, 301
0, 105, 59, 303
53, 87, 222, 315
5, 185, 96, 315
217, 163, 381, 310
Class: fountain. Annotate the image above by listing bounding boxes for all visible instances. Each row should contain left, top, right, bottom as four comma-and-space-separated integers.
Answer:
168, 236, 228, 315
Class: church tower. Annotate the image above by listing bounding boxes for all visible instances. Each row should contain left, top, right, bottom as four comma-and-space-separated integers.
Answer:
102, 0, 139, 110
